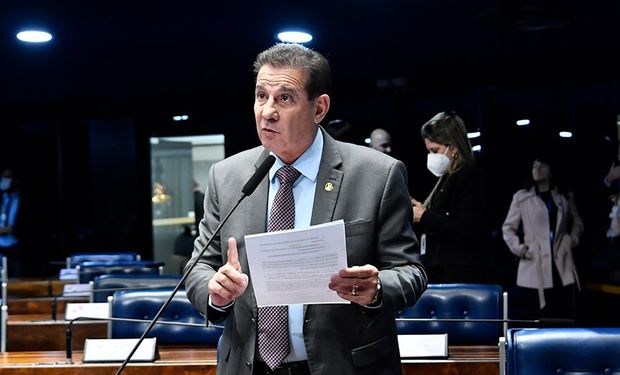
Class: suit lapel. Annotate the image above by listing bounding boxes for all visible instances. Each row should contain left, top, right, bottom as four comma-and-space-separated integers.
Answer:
245, 149, 271, 235
311, 129, 343, 225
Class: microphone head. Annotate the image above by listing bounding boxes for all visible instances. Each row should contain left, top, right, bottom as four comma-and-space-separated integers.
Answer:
242, 155, 276, 196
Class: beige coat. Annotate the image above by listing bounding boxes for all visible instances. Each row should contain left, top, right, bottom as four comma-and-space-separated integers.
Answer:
502, 187, 583, 308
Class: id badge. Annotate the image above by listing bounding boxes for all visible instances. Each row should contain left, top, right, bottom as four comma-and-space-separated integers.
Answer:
420, 233, 426, 255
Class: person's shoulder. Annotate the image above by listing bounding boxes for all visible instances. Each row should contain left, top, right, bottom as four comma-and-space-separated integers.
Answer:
335, 140, 401, 168
457, 163, 485, 176
450, 163, 486, 185
213, 146, 264, 170
513, 188, 534, 202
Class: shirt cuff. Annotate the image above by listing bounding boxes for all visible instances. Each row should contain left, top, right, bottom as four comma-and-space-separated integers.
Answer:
208, 295, 234, 312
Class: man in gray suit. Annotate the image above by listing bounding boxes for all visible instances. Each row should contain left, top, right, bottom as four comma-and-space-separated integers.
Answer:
184, 43, 427, 375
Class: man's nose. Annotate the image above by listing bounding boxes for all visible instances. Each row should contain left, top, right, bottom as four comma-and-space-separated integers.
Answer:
262, 99, 278, 120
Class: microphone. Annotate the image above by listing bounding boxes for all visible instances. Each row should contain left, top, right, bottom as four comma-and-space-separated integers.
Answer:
242, 155, 275, 196
114, 154, 275, 375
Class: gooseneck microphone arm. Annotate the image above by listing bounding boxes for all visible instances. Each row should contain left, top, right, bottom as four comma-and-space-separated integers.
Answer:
114, 155, 275, 375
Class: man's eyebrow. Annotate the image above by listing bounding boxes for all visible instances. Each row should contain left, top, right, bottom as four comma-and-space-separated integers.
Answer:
254, 84, 299, 95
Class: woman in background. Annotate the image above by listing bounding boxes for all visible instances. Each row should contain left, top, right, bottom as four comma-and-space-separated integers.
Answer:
411, 111, 490, 283
502, 157, 583, 321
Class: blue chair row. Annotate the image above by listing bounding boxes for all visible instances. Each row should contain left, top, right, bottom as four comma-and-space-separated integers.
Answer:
76, 260, 164, 283
501, 327, 620, 375
66, 252, 141, 269
90, 274, 182, 302
396, 283, 507, 345
108, 287, 222, 345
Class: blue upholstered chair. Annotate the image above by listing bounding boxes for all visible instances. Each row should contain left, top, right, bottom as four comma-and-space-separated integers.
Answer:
66, 252, 141, 268
90, 274, 183, 302
502, 327, 620, 375
108, 288, 222, 345
77, 260, 164, 283
396, 283, 506, 345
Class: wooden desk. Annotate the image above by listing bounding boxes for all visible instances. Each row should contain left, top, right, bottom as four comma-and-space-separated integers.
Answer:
402, 345, 499, 375
7, 279, 74, 298
7, 297, 89, 315
7, 317, 107, 351
0, 346, 498, 375
0, 348, 217, 375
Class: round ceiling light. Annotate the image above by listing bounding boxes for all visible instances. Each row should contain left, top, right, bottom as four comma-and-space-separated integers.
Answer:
277, 31, 312, 43
17, 30, 53, 43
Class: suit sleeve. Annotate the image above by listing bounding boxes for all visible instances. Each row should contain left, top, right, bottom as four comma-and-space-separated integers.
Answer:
567, 192, 584, 246
376, 160, 427, 310
502, 192, 528, 258
184, 163, 229, 323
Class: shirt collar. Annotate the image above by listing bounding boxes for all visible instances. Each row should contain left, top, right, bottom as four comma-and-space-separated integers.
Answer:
269, 130, 323, 183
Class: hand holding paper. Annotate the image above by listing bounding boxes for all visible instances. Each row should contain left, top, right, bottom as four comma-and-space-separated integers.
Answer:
329, 265, 379, 305
208, 237, 249, 307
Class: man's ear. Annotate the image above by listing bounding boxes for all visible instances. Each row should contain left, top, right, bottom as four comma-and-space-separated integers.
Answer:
313, 94, 330, 124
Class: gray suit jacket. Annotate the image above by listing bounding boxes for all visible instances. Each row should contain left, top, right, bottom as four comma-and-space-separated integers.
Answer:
185, 129, 427, 375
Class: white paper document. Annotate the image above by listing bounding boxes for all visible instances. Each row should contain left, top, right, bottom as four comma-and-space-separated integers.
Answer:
245, 219, 349, 307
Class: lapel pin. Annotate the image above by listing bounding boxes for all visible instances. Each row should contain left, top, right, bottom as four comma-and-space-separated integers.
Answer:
324, 182, 334, 192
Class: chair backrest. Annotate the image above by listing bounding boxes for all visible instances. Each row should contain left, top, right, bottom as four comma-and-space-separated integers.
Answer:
109, 288, 222, 345
506, 327, 620, 375
396, 283, 504, 345
67, 252, 140, 268
77, 260, 163, 283
90, 274, 183, 302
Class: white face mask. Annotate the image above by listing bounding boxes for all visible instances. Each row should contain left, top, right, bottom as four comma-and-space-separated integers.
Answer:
0, 178, 10, 191
426, 147, 451, 177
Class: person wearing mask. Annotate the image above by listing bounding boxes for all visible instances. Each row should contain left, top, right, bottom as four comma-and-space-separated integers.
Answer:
410, 111, 490, 283
368, 128, 392, 154
184, 43, 427, 375
502, 157, 583, 321
0, 168, 22, 277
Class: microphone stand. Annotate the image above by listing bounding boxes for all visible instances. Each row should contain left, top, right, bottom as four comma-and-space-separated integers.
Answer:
65, 316, 207, 364
114, 191, 253, 374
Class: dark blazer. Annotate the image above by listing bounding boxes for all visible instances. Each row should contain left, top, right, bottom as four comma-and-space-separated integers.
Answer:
417, 163, 489, 283
184, 129, 427, 375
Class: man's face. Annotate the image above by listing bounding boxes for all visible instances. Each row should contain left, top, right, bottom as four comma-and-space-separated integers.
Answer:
254, 65, 328, 164
371, 134, 392, 154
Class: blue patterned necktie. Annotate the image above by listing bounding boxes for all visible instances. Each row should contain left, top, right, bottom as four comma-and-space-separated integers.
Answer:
257, 165, 300, 370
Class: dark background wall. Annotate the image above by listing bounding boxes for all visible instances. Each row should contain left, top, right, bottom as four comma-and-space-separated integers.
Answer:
3, 77, 619, 275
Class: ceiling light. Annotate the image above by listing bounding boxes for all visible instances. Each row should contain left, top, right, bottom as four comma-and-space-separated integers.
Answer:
559, 131, 573, 138
16, 30, 52, 43
364, 138, 371, 145
472, 145, 482, 152
467, 131, 481, 139
277, 31, 313, 43
516, 119, 530, 126
172, 115, 189, 121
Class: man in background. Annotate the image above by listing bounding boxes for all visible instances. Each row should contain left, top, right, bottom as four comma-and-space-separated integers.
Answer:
369, 128, 392, 154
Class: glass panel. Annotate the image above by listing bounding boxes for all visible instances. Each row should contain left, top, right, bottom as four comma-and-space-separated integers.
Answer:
149, 135, 225, 274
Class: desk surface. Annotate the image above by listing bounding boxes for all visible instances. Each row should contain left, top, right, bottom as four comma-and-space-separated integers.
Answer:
0, 348, 217, 375
0, 346, 498, 375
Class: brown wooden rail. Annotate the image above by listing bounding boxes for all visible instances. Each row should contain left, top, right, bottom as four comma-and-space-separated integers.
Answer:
0, 346, 499, 375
